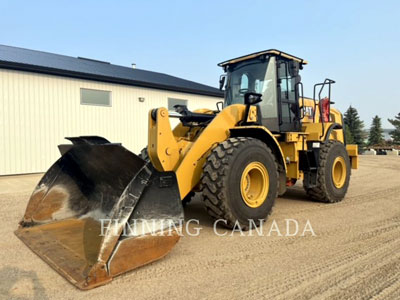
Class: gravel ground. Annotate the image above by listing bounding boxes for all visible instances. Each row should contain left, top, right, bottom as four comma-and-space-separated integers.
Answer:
1, 156, 399, 299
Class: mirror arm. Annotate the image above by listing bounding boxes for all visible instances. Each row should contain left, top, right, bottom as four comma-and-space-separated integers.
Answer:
219, 74, 226, 90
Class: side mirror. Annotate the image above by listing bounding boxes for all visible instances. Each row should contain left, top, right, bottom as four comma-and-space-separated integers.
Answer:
216, 101, 224, 112
244, 92, 262, 105
219, 74, 226, 90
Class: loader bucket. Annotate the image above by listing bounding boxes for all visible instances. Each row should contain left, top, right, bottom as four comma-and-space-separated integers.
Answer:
15, 142, 183, 289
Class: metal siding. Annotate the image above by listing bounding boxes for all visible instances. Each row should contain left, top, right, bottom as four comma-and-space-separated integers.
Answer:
0, 69, 221, 175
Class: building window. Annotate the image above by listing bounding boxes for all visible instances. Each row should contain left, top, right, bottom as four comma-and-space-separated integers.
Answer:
168, 98, 187, 110
80, 88, 111, 106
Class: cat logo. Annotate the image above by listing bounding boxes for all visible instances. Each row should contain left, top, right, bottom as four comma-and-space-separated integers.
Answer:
303, 106, 314, 119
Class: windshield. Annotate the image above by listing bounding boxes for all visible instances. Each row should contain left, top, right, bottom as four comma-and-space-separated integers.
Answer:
224, 56, 278, 118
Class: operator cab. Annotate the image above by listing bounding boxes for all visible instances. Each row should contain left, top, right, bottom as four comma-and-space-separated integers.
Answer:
218, 50, 307, 133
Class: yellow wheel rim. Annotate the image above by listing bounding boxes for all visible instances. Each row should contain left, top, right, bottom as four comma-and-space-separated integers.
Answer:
240, 162, 269, 208
332, 156, 347, 188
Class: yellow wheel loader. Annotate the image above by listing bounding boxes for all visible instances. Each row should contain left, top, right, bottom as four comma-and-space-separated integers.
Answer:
15, 49, 358, 289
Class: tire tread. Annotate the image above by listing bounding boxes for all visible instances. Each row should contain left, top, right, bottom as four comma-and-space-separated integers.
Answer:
200, 137, 279, 230
304, 140, 350, 203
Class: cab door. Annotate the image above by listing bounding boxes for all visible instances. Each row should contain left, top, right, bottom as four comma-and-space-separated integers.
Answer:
277, 59, 301, 132
258, 56, 279, 132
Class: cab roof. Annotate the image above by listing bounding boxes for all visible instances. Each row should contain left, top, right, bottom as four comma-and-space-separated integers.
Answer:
218, 49, 308, 67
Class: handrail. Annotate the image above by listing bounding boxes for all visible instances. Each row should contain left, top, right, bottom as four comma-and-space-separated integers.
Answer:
296, 81, 305, 119
313, 78, 336, 139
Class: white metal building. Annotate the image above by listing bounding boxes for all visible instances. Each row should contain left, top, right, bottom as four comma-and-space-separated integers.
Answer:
0, 45, 223, 175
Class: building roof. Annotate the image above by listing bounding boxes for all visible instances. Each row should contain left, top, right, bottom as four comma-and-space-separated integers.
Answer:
218, 49, 308, 67
0, 44, 223, 98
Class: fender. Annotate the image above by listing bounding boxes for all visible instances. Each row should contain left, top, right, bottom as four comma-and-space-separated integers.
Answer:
324, 123, 343, 142
229, 126, 287, 173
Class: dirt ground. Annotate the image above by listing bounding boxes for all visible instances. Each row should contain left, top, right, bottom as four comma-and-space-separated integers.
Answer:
0, 156, 399, 299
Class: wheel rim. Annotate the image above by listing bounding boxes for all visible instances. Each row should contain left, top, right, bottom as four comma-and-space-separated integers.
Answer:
240, 162, 269, 208
332, 156, 346, 188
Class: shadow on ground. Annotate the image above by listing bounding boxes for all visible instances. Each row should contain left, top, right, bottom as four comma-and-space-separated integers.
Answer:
183, 195, 215, 229
0, 267, 48, 300
183, 186, 315, 230
281, 186, 313, 202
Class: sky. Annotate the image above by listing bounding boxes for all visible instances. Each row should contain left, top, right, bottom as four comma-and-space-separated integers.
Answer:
1, 0, 399, 128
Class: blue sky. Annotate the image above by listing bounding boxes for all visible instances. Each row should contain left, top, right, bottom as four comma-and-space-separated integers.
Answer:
1, 0, 399, 128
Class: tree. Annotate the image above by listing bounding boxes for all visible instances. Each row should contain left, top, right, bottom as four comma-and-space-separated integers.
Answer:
388, 112, 400, 144
344, 125, 354, 144
344, 106, 365, 149
368, 115, 384, 146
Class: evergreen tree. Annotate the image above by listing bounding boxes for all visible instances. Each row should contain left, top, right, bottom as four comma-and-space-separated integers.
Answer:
344, 125, 354, 144
344, 106, 365, 149
368, 115, 384, 146
388, 112, 400, 144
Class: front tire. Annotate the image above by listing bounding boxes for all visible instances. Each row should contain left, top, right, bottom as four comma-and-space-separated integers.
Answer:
304, 140, 351, 203
200, 137, 278, 230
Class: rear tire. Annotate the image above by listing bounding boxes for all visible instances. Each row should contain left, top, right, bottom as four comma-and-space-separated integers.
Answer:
200, 137, 278, 230
304, 140, 351, 203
